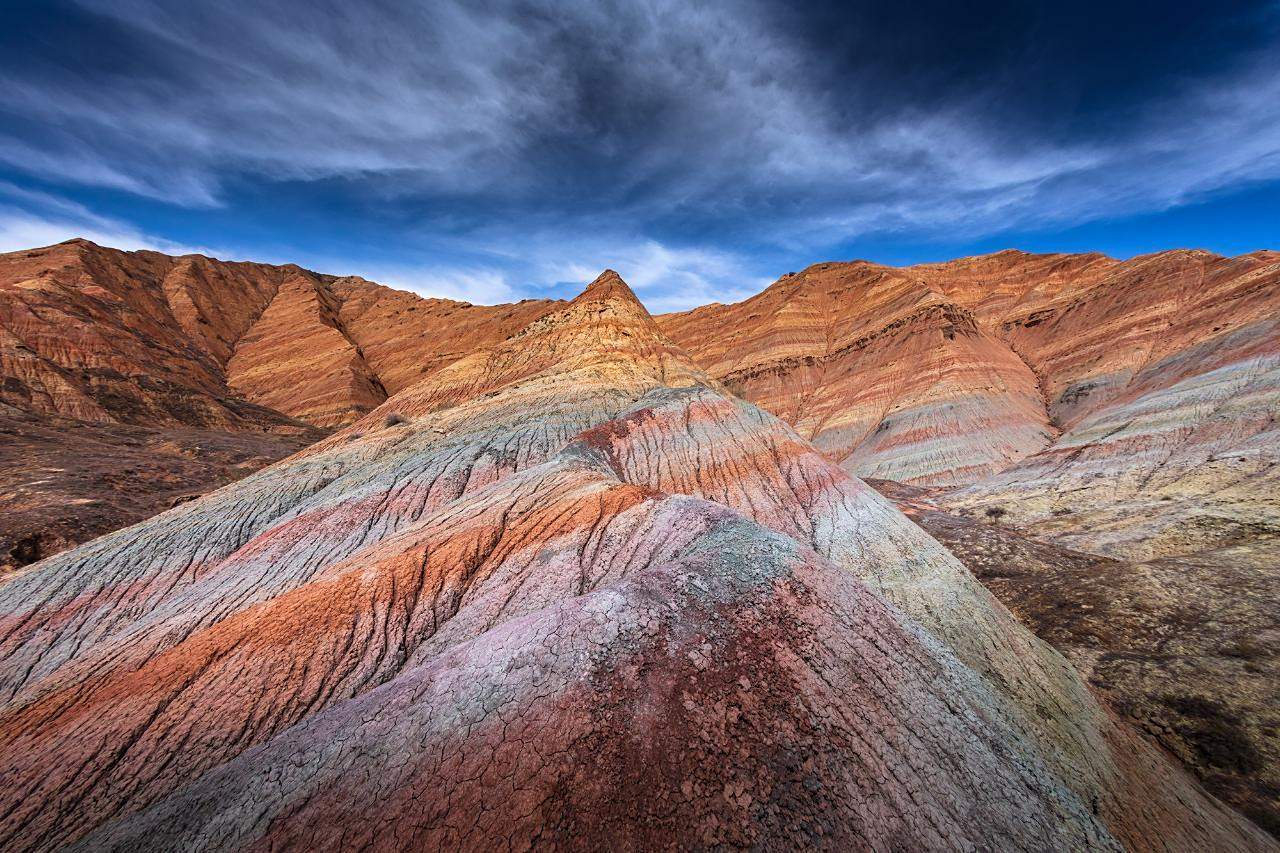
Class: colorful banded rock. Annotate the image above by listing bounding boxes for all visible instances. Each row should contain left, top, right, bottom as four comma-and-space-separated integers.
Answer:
935, 250, 1280, 559
0, 239, 558, 429
657, 261, 1056, 486
0, 238, 558, 566
0, 271, 1269, 851
658, 249, 1280, 521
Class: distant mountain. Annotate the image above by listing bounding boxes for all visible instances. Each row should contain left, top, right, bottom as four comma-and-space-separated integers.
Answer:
0, 239, 557, 571
663, 251, 1272, 477
0, 238, 557, 429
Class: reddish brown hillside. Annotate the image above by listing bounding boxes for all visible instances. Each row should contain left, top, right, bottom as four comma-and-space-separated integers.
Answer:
659, 250, 1279, 515
0, 239, 561, 566
0, 270, 1268, 851
0, 239, 558, 429
656, 259, 1057, 485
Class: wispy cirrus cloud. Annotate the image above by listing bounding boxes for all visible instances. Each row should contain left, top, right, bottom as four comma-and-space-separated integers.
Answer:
0, 182, 213, 255
0, 0, 1276, 305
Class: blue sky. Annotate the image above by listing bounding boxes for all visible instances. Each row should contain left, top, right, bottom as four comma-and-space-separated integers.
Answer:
1, 0, 1278, 310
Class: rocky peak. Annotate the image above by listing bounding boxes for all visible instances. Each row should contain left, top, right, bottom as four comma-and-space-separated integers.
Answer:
572, 268, 645, 308
340, 269, 709, 424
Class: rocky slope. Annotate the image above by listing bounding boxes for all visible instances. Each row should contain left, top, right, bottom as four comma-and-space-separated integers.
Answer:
658, 249, 1280, 512
871, 478, 1280, 837
0, 239, 558, 565
657, 246, 1280, 841
0, 271, 1270, 851
931, 250, 1280, 560
657, 261, 1055, 485
8, 239, 1272, 563
0, 239, 558, 429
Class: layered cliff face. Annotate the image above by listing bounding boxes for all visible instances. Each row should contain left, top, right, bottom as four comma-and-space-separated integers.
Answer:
9, 239, 1272, 561
0, 271, 1269, 851
657, 261, 1056, 485
934, 250, 1280, 559
327, 275, 558, 398
659, 249, 1280, 556
660, 247, 1280, 499
0, 239, 559, 568
0, 239, 559, 430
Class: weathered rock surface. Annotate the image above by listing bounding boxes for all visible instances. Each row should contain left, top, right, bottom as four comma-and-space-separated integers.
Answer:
0, 271, 1269, 851
934, 250, 1280, 560
870, 477, 1280, 839
0, 239, 556, 561
11, 240, 1273, 563
659, 249, 1280, 520
0, 239, 558, 429
328, 275, 558, 397
657, 261, 1055, 485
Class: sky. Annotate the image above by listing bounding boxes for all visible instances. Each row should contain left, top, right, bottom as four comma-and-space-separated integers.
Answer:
0, 0, 1278, 311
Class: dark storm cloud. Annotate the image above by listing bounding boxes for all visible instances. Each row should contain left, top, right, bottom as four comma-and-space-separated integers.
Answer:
0, 0, 1277, 306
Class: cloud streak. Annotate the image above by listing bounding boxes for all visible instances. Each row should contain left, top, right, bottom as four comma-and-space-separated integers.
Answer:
0, 182, 214, 255
0, 0, 1276, 305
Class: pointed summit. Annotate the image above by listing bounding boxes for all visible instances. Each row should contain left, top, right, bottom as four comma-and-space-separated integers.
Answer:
339, 267, 709, 422
572, 268, 645, 309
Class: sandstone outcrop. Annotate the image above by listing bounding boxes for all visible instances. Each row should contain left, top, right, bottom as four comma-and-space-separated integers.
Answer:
0, 271, 1269, 851
932, 250, 1280, 560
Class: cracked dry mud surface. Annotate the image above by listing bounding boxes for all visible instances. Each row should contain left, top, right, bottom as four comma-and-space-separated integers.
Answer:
0, 270, 1274, 851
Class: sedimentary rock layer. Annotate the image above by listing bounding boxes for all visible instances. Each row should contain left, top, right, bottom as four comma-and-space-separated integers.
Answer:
935, 250, 1280, 558
0, 239, 557, 429
658, 249, 1280, 511
0, 238, 559, 561
657, 261, 1055, 485
0, 271, 1268, 851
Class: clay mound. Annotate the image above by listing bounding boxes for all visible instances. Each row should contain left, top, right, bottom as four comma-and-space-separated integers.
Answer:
0, 272, 1268, 851
69, 518, 1117, 852
341, 269, 709, 421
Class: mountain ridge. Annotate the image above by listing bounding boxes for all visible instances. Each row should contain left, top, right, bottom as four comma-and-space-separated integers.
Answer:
3, 237, 1275, 572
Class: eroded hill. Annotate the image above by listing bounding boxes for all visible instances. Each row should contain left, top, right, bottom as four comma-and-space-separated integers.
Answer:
0, 239, 558, 569
0, 271, 1269, 850
1, 243, 1277, 846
